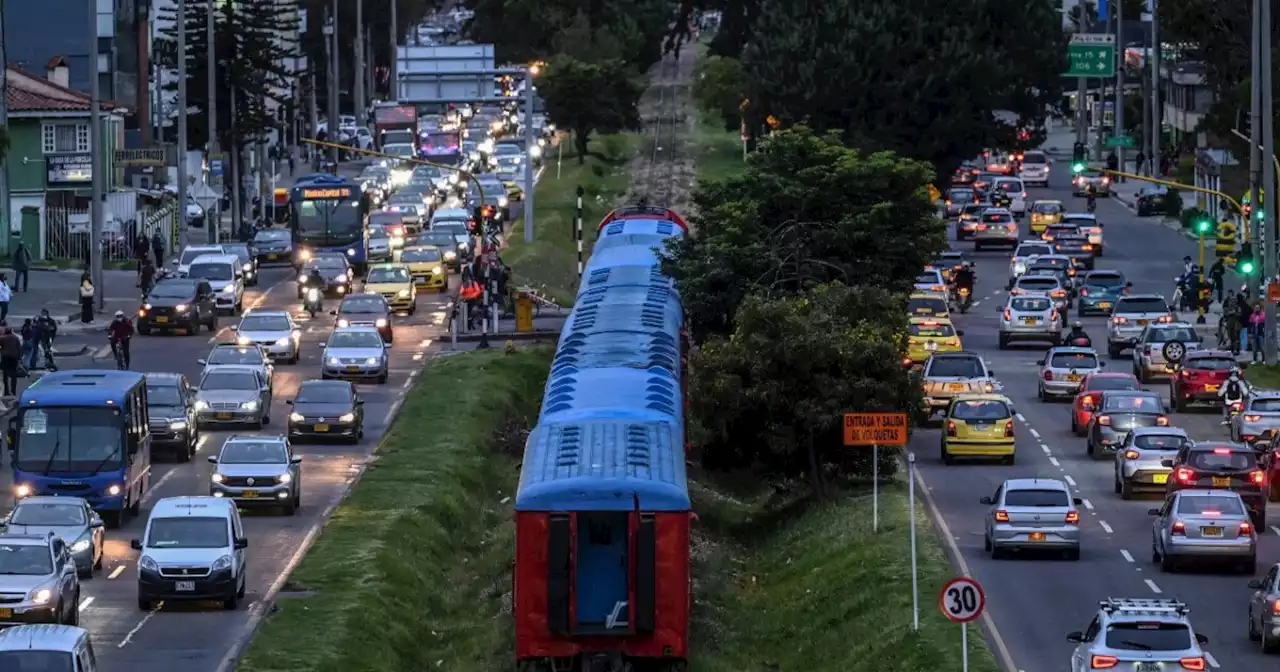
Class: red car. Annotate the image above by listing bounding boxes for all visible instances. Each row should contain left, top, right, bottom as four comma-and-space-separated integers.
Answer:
1071, 372, 1141, 436
1170, 349, 1239, 412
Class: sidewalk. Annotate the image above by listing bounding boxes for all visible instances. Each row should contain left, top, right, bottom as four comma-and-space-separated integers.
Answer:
0, 267, 139, 333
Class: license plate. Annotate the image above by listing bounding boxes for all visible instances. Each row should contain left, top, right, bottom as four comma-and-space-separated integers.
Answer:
314, 424, 329, 432
1153, 473, 1169, 484
1022, 317, 1037, 324
1137, 664, 1159, 672
155, 316, 168, 324
1202, 527, 1222, 537
1029, 532, 1045, 541
1206, 384, 1219, 392
176, 581, 195, 592
925, 342, 938, 350
949, 383, 966, 391
1213, 476, 1232, 487
345, 366, 360, 373
1098, 302, 1112, 309
1137, 320, 1149, 326
267, 253, 278, 260
0, 608, 10, 618
215, 412, 232, 420
1067, 375, 1082, 382
241, 490, 259, 498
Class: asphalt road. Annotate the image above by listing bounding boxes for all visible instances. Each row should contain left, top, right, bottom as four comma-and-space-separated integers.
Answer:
0, 260, 453, 671
912, 168, 1273, 671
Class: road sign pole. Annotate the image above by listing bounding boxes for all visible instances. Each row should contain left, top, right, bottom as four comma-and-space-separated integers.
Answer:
962, 622, 969, 672
908, 452, 919, 631
872, 444, 879, 532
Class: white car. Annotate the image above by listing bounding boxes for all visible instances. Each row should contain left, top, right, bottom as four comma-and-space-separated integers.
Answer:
992, 177, 1028, 218
198, 342, 275, 391
913, 269, 947, 294
187, 253, 244, 313
1008, 241, 1054, 288
174, 244, 225, 276
1018, 151, 1051, 187
231, 311, 301, 364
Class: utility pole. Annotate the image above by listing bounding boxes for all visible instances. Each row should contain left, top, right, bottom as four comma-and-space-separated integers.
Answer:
389, 0, 398, 100
0, 0, 11, 249
207, 0, 219, 243
1075, 7, 1088, 149
177, 0, 190, 241
1149, 0, 1161, 178
523, 70, 535, 243
1261, 0, 1277, 364
325, 2, 339, 167
1113, 3, 1125, 176
89, 0, 105, 309
1249, 0, 1263, 312
354, 0, 365, 123
309, 71, 319, 168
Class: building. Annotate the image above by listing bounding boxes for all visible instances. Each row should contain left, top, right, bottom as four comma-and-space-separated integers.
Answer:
1160, 61, 1212, 147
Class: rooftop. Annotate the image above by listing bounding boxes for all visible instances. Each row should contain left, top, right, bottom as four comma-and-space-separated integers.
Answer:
6, 65, 114, 114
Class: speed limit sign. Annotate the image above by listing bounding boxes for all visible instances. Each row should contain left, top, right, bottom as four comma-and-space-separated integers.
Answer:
939, 577, 985, 623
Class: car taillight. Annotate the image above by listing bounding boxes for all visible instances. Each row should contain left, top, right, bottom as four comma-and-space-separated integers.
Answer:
1079, 288, 1089, 296
1004, 421, 1014, 437
1175, 468, 1195, 483
1181, 370, 1192, 378
994, 510, 1010, 522
1082, 244, 1093, 251
946, 421, 957, 437
1143, 345, 1152, 356
1052, 289, 1066, 297
1251, 470, 1266, 485
1097, 415, 1111, 425
1043, 370, 1053, 381
1003, 310, 1012, 321
1157, 416, 1169, 426
1065, 510, 1079, 524
1245, 414, 1263, 422
1179, 657, 1205, 671
1240, 522, 1254, 535
1089, 655, 1118, 669
1049, 310, 1059, 321
1123, 449, 1140, 460
977, 224, 988, 231
1112, 316, 1128, 324
1158, 315, 1173, 323
1273, 599, 1280, 615
1021, 192, 1028, 199
1171, 520, 1186, 535
902, 358, 913, 366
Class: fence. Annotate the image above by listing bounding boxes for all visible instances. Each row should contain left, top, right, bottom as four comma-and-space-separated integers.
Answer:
44, 204, 179, 266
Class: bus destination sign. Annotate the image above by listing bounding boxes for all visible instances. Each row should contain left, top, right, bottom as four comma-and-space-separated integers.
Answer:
299, 187, 354, 199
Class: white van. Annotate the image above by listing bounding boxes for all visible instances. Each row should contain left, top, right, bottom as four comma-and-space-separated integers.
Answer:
1019, 150, 1051, 187
174, 244, 224, 276
130, 496, 248, 611
0, 625, 98, 670
187, 254, 244, 313
993, 177, 1028, 218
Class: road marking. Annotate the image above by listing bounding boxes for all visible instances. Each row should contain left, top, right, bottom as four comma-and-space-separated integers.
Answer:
401, 377, 413, 389
108, 565, 126, 580
118, 609, 158, 648
1099, 520, 1113, 534
1016, 413, 1027, 422
1205, 651, 1219, 668
1271, 525, 1280, 537
1029, 428, 1040, 439
1082, 499, 1094, 510
383, 400, 401, 426
1144, 579, 1162, 594
412, 353, 424, 360
1063, 474, 1077, 486
78, 596, 94, 611
1120, 549, 1134, 563
91, 344, 112, 359
1048, 456, 1060, 467
1041, 444, 1051, 454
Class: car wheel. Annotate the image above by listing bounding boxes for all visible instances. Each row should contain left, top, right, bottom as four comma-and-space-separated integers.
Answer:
78, 565, 92, 580
138, 325, 151, 336
1160, 551, 1176, 573
208, 314, 218, 333
283, 497, 297, 515
983, 534, 991, 552
1121, 477, 1134, 500
223, 591, 239, 610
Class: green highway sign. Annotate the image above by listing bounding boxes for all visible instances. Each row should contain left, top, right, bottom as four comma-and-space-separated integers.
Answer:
1106, 135, 1135, 148
1066, 34, 1116, 78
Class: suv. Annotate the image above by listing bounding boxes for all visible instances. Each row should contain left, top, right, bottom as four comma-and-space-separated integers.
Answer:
208, 436, 303, 515
1248, 563, 1280, 650
973, 208, 1018, 250
1164, 442, 1267, 526
0, 625, 98, 669
1132, 322, 1202, 382
1012, 275, 1067, 312
1008, 241, 1054, 287
1061, 213, 1104, 255
992, 177, 1027, 217
0, 535, 81, 626
1171, 350, 1238, 411
144, 372, 200, 461
219, 243, 259, 287
138, 278, 219, 335
1229, 389, 1280, 446
187, 253, 245, 314
1113, 427, 1192, 500
1106, 294, 1175, 358
1072, 167, 1111, 196
1067, 598, 1208, 670
998, 294, 1061, 349
919, 352, 998, 419
1018, 150, 1050, 187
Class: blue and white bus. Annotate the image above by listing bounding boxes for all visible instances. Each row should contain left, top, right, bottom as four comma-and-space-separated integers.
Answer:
419, 128, 463, 167
290, 173, 369, 273
7, 370, 152, 527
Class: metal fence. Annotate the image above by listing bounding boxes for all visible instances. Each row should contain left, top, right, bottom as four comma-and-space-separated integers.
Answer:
44, 204, 178, 265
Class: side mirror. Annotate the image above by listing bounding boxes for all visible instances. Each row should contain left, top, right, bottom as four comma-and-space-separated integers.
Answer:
979, 496, 993, 505
1098, 361, 1106, 367
1147, 508, 1161, 516
1195, 633, 1209, 645
90, 517, 104, 528
207, 455, 218, 464
955, 330, 965, 336
1161, 459, 1173, 468
229, 325, 238, 331
130, 539, 143, 551
284, 399, 294, 405
1249, 579, 1264, 589
1065, 631, 1084, 643
197, 359, 207, 366
290, 455, 303, 464
234, 537, 249, 550
356, 399, 365, 405
1072, 497, 1083, 505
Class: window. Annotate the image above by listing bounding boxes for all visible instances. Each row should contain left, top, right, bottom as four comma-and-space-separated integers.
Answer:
42, 123, 90, 154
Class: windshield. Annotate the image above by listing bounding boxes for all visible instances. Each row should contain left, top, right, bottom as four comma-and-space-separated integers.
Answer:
1104, 623, 1192, 652
180, 249, 219, 265
962, 205, 986, 216
370, 214, 404, 229
908, 297, 947, 314
295, 197, 363, 243
1147, 327, 1197, 343
16, 407, 123, 473
0, 651, 73, 671
927, 357, 985, 378
402, 248, 442, 262
1062, 217, 1097, 227
1134, 434, 1190, 451
200, 371, 259, 390
305, 260, 347, 275
253, 229, 290, 243
417, 233, 457, 248
951, 400, 1009, 420
1251, 398, 1280, 412
1189, 449, 1256, 470
1018, 278, 1058, 290
1010, 298, 1051, 312
208, 347, 264, 366
384, 144, 414, 156
1116, 298, 1169, 314
1022, 153, 1047, 164
1016, 244, 1053, 257
11, 502, 86, 526
1085, 376, 1139, 392
1050, 353, 1098, 369
1185, 356, 1235, 371
997, 180, 1023, 192
328, 331, 385, 348
910, 323, 955, 337
390, 194, 421, 205
146, 517, 229, 549
916, 272, 942, 284
148, 282, 196, 299
146, 384, 183, 406
1177, 494, 1246, 515
368, 267, 410, 283
220, 441, 287, 464
188, 263, 233, 282
1055, 237, 1087, 247
297, 384, 351, 404
238, 315, 292, 332
1101, 394, 1162, 413
220, 246, 250, 262
948, 189, 974, 200
1085, 273, 1124, 287
1004, 489, 1068, 507
1032, 202, 1062, 213
340, 297, 386, 314
421, 132, 461, 154
0, 543, 52, 575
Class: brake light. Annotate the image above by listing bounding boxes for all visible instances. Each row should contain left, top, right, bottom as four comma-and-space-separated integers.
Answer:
1021, 192, 1028, 199
946, 421, 957, 437
1179, 657, 1205, 671
1245, 414, 1263, 422
977, 224, 988, 231
1175, 467, 1195, 483
1157, 416, 1169, 426
1089, 655, 1118, 669
1043, 370, 1053, 381
1240, 522, 1254, 535
1003, 310, 1012, 321
1272, 599, 1280, 615
1213, 447, 1231, 455
994, 510, 1010, 522
1097, 415, 1111, 425
1123, 449, 1140, 460
1082, 244, 1093, 251
1158, 315, 1173, 323
921, 320, 939, 326
1049, 310, 1059, 321
1251, 470, 1266, 485
1112, 316, 1128, 324
1102, 177, 1111, 184
1143, 345, 1152, 356
1011, 288, 1024, 295
1171, 520, 1186, 535
1051, 289, 1066, 297
1065, 510, 1079, 524
1004, 421, 1014, 437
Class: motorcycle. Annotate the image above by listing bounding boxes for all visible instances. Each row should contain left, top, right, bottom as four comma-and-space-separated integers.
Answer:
1068, 335, 1092, 348
304, 287, 322, 318
1086, 192, 1096, 213
1224, 398, 1245, 426
957, 287, 972, 313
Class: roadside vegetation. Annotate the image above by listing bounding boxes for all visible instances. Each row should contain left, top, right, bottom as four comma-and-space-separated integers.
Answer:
236, 347, 552, 672
1247, 363, 1280, 389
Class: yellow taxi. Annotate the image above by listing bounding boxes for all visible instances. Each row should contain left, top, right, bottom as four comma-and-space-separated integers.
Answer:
908, 292, 950, 320
1029, 200, 1064, 234
941, 394, 1017, 465
363, 263, 417, 314
903, 316, 963, 369
400, 245, 448, 293
503, 179, 525, 202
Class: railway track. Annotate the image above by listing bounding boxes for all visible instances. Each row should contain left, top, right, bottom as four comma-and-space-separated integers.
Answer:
631, 45, 692, 207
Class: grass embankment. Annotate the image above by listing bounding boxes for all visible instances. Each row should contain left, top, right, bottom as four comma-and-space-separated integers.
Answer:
689, 479, 1000, 671
504, 134, 639, 307
694, 119, 747, 185
236, 347, 553, 672
1246, 363, 1280, 388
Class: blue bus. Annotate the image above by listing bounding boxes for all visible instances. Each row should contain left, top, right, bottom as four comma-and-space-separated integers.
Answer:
419, 129, 462, 166
290, 173, 369, 272
7, 370, 152, 528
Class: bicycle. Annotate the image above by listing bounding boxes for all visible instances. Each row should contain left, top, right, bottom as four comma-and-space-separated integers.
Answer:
110, 341, 128, 370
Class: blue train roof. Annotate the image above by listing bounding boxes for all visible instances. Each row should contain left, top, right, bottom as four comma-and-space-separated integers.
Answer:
540, 368, 681, 425
598, 218, 686, 240
516, 420, 689, 511
583, 244, 663, 274
578, 265, 675, 295
565, 286, 682, 337
552, 332, 681, 377
593, 233, 671, 254
21, 370, 146, 406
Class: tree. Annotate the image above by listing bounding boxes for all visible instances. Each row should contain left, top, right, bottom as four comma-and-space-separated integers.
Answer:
663, 127, 946, 343
1159, 0, 1256, 151
463, 0, 670, 70
537, 56, 643, 162
294, 0, 438, 103
733, 0, 1066, 184
689, 283, 920, 487
692, 55, 747, 132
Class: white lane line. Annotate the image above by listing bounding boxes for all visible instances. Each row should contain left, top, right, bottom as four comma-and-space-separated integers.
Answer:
1271, 525, 1280, 537
1048, 456, 1061, 467
78, 596, 94, 611
1205, 651, 1219, 668
1063, 474, 1077, 486
139, 468, 181, 505
108, 565, 126, 580
1099, 520, 1113, 534
91, 344, 112, 359
1041, 444, 1051, 454
383, 400, 401, 426
118, 609, 158, 648
1120, 549, 1134, 563
412, 352, 424, 361
1144, 579, 1162, 594
1082, 499, 1094, 510
1016, 413, 1027, 422
1029, 428, 1040, 439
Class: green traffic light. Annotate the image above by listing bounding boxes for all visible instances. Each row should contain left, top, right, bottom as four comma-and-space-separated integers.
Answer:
1072, 163, 1085, 173
1194, 220, 1212, 234
1241, 260, 1257, 274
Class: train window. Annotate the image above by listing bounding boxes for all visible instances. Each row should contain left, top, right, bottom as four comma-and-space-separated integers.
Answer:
546, 514, 571, 635
635, 514, 656, 633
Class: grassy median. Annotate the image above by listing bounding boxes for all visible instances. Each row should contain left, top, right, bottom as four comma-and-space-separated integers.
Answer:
1246, 363, 1280, 388
236, 347, 552, 672
504, 134, 640, 308
689, 480, 1000, 672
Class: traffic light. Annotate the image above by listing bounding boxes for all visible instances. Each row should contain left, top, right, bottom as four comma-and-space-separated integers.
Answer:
1237, 242, 1257, 274
1193, 216, 1215, 235
1072, 143, 1086, 173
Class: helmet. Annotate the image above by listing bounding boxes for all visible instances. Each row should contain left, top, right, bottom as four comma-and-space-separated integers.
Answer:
964, 261, 974, 269
113, 310, 124, 318
1072, 321, 1083, 329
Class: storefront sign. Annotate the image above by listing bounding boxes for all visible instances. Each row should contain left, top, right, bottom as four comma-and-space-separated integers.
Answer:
46, 154, 93, 188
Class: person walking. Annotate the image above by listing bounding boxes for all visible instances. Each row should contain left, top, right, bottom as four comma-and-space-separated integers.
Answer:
1250, 301, 1267, 362
31, 309, 56, 371
1135, 150, 1146, 176
18, 318, 34, 368
0, 325, 23, 397
78, 272, 95, 323
1209, 258, 1226, 303
151, 229, 166, 268
10, 241, 31, 292
0, 274, 12, 324
140, 259, 156, 299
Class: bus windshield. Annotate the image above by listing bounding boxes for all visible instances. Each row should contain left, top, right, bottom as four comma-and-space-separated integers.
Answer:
420, 132, 461, 155
16, 407, 124, 474
294, 197, 363, 244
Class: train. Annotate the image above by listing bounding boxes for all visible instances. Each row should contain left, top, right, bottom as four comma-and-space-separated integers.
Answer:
514, 206, 693, 672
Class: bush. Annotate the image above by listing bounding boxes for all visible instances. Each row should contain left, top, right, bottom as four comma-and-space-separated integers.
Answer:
1163, 188, 1185, 218
1179, 206, 1207, 230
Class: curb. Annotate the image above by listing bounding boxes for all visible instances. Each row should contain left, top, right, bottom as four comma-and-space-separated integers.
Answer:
452, 329, 562, 343
1111, 191, 1199, 242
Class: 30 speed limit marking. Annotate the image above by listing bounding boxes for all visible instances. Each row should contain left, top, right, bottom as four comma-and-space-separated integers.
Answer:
939, 577, 985, 623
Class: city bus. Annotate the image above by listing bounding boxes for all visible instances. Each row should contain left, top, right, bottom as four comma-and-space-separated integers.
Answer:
419, 128, 463, 167
290, 173, 369, 273
6, 370, 152, 528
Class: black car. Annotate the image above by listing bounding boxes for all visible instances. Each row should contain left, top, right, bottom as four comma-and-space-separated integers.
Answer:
145, 373, 200, 461
333, 293, 394, 342
1086, 390, 1169, 459
1135, 185, 1170, 217
286, 379, 365, 443
1052, 235, 1095, 270
220, 243, 259, 286
1164, 441, 1267, 526
413, 230, 464, 269
297, 258, 353, 299
252, 228, 294, 266
139, 278, 219, 335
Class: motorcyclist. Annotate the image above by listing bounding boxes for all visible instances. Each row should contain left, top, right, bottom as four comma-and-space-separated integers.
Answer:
107, 310, 134, 369
302, 266, 325, 311
1066, 322, 1091, 347
1085, 183, 1097, 212
1220, 368, 1247, 423
952, 262, 975, 301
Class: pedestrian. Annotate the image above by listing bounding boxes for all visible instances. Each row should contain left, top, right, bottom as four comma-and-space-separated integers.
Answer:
32, 309, 56, 370
1209, 258, 1226, 303
0, 325, 23, 397
78, 272, 95, 323
10, 240, 30, 292
1224, 295, 1242, 355
133, 233, 149, 282
1250, 301, 1267, 362
1239, 297, 1254, 354
140, 259, 156, 298
151, 229, 166, 268
1135, 150, 1146, 176
0, 274, 11, 324
19, 318, 33, 366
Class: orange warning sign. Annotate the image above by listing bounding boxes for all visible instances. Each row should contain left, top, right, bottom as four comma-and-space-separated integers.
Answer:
843, 413, 909, 446
1268, 283, 1280, 304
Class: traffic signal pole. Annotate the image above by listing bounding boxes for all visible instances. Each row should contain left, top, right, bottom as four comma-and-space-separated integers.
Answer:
1260, 0, 1278, 363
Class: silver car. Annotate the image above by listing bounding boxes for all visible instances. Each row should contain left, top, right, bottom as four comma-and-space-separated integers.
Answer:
1011, 274, 1067, 312
1, 497, 104, 579
1106, 294, 1176, 358
1113, 427, 1191, 500
1230, 390, 1280, 445
1247, 562, 1280, 651
0, 535, 80, 625
231, 311, 300, 364
1132, 322, 1202, 382
1072, 167, 1111, 196
199, 342, 275, 389
919, 352, 998, 418
194, 366, 273, 428
1150, 490, 1256, 572
209, 435, 303, 515
1067, 598, 1210, 672
321, 326, 390, 383
913, 269, 947, 294
1037, 347, 1104, 400
973, 208, 1019, 250
981, 478, 1082, 560
367, 234, 394, 263
1086, 390, 1169, 459
1007, 241, 1054, 287
1061, 212, 1104, 254
998, 294, 1062, 349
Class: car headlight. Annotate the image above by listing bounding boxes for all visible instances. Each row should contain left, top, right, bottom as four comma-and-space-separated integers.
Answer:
328, 357, 342, 366
397, 289, 410, 297
275, 337, 292, 346
530, 146, 542, 158
29, 588, 53, 605
346, 248, 355, 256
277, 473, 292, 484
169, 420, 188, 430
445, 251, 456, 260
289, 412, 305, 422
375, 318, 388, 327
139, 555, 158, 572
498, 196, 509, 207
366, 357, 380, 365
299, 249, 312, 260
432, 266, 443, 275
339, 412, 356, 422
338, 319, 350, 328
220, 285, 234, 293
143, 303, 153, 310
210, 472, 225, 484
194, 400, 209, 410
14, 484, 31, 498
241, 400, 259, 411
211, 555, 233, 572
243, 263, 252, 271
70, 539, 91, 553
236, 336, 251, 345
336, 285, 346, 293
107, 484, 121, 496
